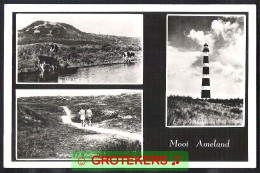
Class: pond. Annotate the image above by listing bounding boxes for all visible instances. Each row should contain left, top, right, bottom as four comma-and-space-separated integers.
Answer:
18, 62, 143, 84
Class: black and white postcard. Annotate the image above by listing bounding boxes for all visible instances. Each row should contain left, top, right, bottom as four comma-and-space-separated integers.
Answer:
16, 14, 143, 84
3, 4, 257, 169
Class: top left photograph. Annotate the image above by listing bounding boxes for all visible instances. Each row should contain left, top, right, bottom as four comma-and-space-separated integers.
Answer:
16, 13, 143, 84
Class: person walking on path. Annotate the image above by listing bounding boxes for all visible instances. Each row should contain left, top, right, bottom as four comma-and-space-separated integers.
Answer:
86, 107, 93, 126
79, 108, 86, 127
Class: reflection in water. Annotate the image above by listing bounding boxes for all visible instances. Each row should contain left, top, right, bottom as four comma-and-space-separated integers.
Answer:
18, 63, 142, 84
18, 71, 58, 83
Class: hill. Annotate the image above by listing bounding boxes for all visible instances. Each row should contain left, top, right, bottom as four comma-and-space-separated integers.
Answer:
18, 20, 86, 39
17, 21, 142, 72
167, 96, 244, 126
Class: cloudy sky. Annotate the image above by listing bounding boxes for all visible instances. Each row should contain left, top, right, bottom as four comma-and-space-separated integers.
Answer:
16, 14, 143, 37
167, 15, 246, 99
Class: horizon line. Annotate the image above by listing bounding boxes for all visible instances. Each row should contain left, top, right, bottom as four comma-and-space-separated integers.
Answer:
167, 95, 243, 100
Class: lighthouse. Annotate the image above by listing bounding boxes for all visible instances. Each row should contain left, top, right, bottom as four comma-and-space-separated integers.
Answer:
201, 43, 211, 99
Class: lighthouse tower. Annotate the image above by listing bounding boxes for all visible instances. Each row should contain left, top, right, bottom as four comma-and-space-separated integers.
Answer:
201, 43, 211, 99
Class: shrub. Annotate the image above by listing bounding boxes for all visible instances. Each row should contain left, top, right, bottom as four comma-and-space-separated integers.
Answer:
230, 107, 242, 114
101, 43, 112, 52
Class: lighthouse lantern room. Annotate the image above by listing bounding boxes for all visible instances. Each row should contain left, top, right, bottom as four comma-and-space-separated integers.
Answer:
201, 43, 211, 99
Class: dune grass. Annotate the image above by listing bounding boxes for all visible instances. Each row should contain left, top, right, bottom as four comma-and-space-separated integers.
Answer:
17, 94, 142, 159
68, 94, 142, 133
167, 96, 244, 126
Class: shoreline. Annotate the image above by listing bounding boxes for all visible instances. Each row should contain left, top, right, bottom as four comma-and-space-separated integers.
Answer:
18, 60, 139, 75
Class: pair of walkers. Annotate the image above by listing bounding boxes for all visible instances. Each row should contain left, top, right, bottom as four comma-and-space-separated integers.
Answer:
79, 107, 92, 127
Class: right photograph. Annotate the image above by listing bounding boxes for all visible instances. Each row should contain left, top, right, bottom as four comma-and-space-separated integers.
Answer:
166, 14, 246, 127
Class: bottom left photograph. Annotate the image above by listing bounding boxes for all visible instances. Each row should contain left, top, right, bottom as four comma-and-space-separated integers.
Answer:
16, 89, 143, 160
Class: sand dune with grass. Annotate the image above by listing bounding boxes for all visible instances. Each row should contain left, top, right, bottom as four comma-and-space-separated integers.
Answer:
167, 96, 244, 126
17, 94, 142, 159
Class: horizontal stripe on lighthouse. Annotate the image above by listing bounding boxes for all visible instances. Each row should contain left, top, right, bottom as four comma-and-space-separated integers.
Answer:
202, 67, 209, 74
201, 90, 211, 98
203, 56, 209, 63
202, 78, 210, 86
203, 63, 209, 67
202, 86, 210, 90
202, 74, 210, 78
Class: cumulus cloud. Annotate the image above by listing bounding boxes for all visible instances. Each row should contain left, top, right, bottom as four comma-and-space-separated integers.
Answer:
186, 30, 215, 49
211, 20, 224, 36
212, 19, 245, 69
167, 16, 245, 98
217, 37, 245, 68
210, 61, 244, 98
187, 18, 245, 70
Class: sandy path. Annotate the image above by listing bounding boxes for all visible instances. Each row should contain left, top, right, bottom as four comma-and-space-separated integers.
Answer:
61, 106, 142, 141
